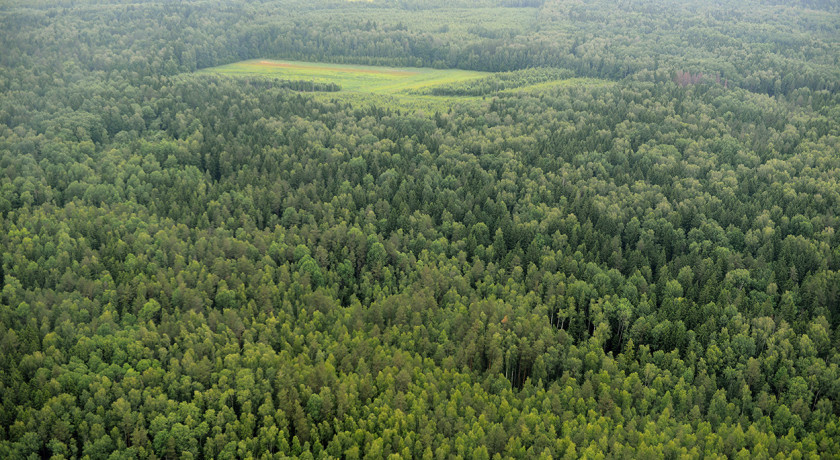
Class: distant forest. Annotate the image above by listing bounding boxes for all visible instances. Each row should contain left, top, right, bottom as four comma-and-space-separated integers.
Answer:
1, 0, 839, 458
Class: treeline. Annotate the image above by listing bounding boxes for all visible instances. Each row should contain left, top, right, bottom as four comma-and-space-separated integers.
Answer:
425, 68, 575, 96
203, 75, 341, 93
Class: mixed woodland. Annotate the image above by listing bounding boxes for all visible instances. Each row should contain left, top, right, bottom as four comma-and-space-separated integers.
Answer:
1, 0, 840, 458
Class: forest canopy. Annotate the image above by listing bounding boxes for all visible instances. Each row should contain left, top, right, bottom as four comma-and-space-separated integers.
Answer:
1, 0, 839, 458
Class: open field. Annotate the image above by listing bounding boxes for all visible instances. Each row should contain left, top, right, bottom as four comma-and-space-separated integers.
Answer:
199, 59, 490, 95
252, 61, 418, 76
199, 59, 613, 110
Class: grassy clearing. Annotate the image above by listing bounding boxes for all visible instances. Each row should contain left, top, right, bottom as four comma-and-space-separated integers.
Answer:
199, 59, 613, 110
200, 59, 489, 95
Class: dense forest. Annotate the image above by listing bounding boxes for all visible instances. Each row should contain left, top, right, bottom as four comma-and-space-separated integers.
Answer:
2, 0, 840, 458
